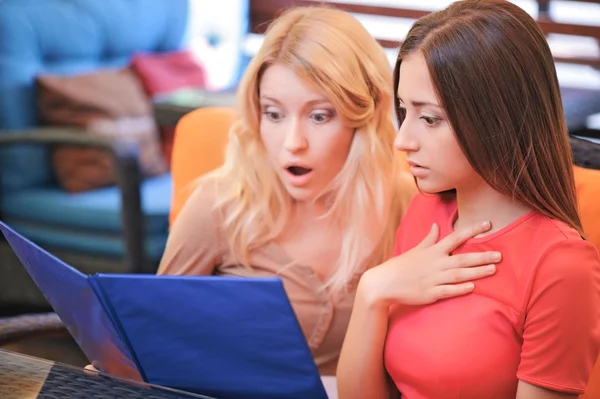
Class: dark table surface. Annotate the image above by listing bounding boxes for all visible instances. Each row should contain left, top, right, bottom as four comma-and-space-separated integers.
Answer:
0, 349, 216, 399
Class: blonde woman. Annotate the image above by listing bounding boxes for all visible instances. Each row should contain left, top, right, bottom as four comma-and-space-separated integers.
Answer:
158, 7, 417, 375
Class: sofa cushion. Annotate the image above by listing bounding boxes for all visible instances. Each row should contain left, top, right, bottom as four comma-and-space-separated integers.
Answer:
2, 173, 171, 234
1, 173, 171, 261
131, 51, 207, 96
2, 223, 168, 262
37, 68, 168, 192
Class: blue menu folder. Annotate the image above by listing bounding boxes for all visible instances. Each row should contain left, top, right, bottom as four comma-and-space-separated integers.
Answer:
0, 221, 328, 399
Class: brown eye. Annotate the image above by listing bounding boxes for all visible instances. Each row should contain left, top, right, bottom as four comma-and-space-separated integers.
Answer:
262, 108, 283, 122
420, 116, 441, 127
268, 112, 282, 121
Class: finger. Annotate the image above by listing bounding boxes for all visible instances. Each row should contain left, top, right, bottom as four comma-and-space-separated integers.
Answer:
437, 221, 492, 253
431, 282, 475, 301
441, 251, 502, 270
415, 223, 439, 249
435, 264, 496, 285
83, 364, 100, 376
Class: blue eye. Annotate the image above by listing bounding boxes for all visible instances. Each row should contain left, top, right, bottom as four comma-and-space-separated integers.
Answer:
310, 111, 333, 124
312, 114, 327, 123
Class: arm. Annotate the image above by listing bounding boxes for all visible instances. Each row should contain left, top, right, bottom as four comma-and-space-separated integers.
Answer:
516, 381, 577, 399
157, 180, 223, 276
517, 240, 600, 397
337, 274, 395, 399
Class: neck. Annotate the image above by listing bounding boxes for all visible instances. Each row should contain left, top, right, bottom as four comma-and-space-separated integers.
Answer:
453, 182, 533, 236
291, 198, 331, 224
277, 198, 339, 250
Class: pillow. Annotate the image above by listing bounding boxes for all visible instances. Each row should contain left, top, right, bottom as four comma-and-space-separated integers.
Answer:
130, 51, 208, 166
37, 68, 168, 193
131, 50, 207, 96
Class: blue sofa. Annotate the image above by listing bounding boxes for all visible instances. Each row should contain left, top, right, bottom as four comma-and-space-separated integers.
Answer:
0, 0, 190, 310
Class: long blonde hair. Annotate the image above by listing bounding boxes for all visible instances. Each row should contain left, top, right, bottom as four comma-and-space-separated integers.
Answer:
202, 6, 404, 294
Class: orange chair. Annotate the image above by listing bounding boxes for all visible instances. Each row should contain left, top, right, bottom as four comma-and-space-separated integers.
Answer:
573, 165, 600, 399
581, 358, 600, 399
169, 107, 237, 226
573, 165, 600, 252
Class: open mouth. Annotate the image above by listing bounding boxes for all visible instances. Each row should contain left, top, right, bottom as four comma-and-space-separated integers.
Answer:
287, 166, 312, 176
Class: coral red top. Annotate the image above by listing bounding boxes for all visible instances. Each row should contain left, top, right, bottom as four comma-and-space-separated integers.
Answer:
385, 193, 600, 398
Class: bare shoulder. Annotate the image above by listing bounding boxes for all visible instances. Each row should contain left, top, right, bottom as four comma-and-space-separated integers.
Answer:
168, 175, 230, 239
183, 176, 226, 215
158, 176, 228, 276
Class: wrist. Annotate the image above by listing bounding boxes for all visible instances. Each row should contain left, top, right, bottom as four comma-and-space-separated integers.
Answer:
357, 268, 391, 310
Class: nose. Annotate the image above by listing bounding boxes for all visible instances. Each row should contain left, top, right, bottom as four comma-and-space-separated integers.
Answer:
394, 118, 419, 153
283, 119, 308, 153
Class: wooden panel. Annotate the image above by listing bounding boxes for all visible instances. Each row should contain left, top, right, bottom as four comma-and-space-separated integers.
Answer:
538, 20, 600, 38
249, 0, 600, 68
554, 56, 600, 68
539, 0, 600, 4
250, 0, 429, 35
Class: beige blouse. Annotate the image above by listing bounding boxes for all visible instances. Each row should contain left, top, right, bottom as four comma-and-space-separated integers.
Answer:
158, 174, 416, 375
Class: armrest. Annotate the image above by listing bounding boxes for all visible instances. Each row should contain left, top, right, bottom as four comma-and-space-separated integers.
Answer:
570, 135, 600, 170
0, 128, 115, 148
0, 312, 67, 346
0, 128, 150, 274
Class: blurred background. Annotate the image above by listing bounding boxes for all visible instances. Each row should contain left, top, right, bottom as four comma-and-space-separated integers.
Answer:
0, 0, 598, 383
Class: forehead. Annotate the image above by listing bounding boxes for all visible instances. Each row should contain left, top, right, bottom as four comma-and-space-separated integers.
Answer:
397, 52, 437, 100
259, 64, 328, 102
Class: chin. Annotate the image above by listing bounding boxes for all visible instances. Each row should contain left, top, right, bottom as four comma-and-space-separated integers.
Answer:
416, 180, 454, 195
284, 186, 318, 203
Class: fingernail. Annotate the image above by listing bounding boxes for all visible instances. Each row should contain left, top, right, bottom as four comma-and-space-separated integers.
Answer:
491, 252, 501, 261
481, 221, 491, 228
487, 264, 496, 273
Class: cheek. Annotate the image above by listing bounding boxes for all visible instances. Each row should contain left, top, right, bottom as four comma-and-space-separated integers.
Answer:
327, 127, 354, 166
259, 127, 283, 159
443, 138, 475, 177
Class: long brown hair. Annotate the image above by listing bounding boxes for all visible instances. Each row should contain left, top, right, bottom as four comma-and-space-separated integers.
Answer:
393, 0, 583, 234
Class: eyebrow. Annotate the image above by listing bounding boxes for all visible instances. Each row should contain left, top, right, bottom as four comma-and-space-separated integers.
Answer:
397, 96, 441, 109
259, 96, 331, 107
